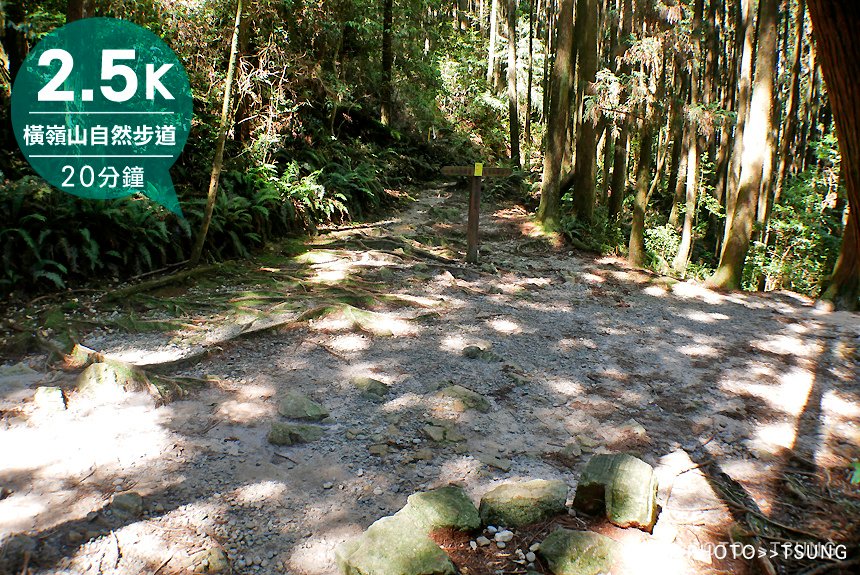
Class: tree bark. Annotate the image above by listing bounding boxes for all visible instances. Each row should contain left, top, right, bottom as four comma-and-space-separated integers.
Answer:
808, 0, 860, 310
537, 0, 575, 229
629, 122, 654, 267
525, 0, 535, 169
380, 0, 394, 126
66, 0, 95, 22
723, 0, 757, 248
710, 0, 778, 290
487, 0, 500, 85
569, 0, 599, 222
190, 0, 244, 266
506, 0, 521, 167
607, 0, 633, 220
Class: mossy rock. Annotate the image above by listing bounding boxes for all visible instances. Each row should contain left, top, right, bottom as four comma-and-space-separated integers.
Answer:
572, 453, 659, 532
278, 391, 329, 421
435, 384, 490, 413
539, 529, 620, 575
479, 479, 568, 527
76, 362, 148, 401
402, 485, 480, 533
336, 515, 455, 575
352, 376, 389, 401
268, 422, 324, 445
336, 485, 479, 575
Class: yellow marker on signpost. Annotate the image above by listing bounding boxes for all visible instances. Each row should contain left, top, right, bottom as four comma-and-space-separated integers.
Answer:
440, 163, 512, 264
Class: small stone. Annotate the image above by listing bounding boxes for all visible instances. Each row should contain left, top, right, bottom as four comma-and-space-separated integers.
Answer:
267, 422, 324, 446
373, 487, 384, 496
486, 526, 498, 534
356, 468, 365, 477
462, 345, 483, 359
111, 491, 143, 517
476, 536, 491, 547
529, 543, 541, 552
526, 551, 536, 562
469, 540, 478, 550
496, 541, 507, 549
423, 425, 446, 442
369, 444, 389, 456
33, 386, 66, 411
323, 482, 334, 490
477, 454, 513, 472
436, 385, 491, 413
494, 530, 514, 543
277, 392, 329, 422
352, 376, 389, 401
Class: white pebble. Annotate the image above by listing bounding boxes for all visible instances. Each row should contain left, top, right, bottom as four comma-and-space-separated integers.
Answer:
356, 468, 364, 477
529, 542, 541, 552
469, 540, 478, 550
323, 482, 333, 489
486, 525, 498, 535
526, 551, 536, 562
476, 536, 491, 547
494, 530, 514, 543
496, 541, 507, 549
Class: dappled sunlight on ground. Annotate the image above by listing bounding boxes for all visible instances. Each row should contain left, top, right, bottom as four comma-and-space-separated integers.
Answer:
2, 184, 858, 574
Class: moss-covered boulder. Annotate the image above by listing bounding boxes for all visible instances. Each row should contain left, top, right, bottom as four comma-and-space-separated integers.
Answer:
336, 485, 479, 575
435, 385, 490, 413
352, 376, 389, 402
479, 479, 568, 527
572, 453, 659, 532
278, 391, 329, 421
267, 422, 324, 445
539, 529, 620, 575
336, 515, 455, 575
402, 485, 480, 532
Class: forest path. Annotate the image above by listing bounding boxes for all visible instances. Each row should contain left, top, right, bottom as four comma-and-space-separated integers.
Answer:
1, 182, 859, 575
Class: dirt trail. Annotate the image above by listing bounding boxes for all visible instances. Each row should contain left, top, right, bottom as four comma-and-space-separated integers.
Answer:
1, 183, 858, 575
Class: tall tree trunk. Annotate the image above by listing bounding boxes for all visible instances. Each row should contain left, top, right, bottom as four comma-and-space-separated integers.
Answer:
674, 0, 704, 272
487, 0, 500, 85
190, 0, 243, 266
710, 0, 778, 290
607, 0, 633, 220
66, 0, 95, 22
506, 0, 521, 167
629, 122, 654, 266
808, 0, 860, 310
570, 0, 599, 221
380, 0, 394, 126
525, 0, 534, 170
537, 0, 575, 229
723, 0, 757, 248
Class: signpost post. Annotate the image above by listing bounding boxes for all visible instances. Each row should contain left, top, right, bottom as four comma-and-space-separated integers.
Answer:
441, 163, 512, 264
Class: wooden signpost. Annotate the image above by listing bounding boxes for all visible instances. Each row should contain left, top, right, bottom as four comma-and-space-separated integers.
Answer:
441, 163, 512, 264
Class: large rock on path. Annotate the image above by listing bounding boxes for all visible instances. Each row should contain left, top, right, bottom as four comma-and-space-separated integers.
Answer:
539, 529, 621, 575
479, 479, 568, 527
336, 485, 479, 575
572, 453, 659, 532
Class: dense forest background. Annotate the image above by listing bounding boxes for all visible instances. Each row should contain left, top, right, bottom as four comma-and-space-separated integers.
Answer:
0, 0, 857, 310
